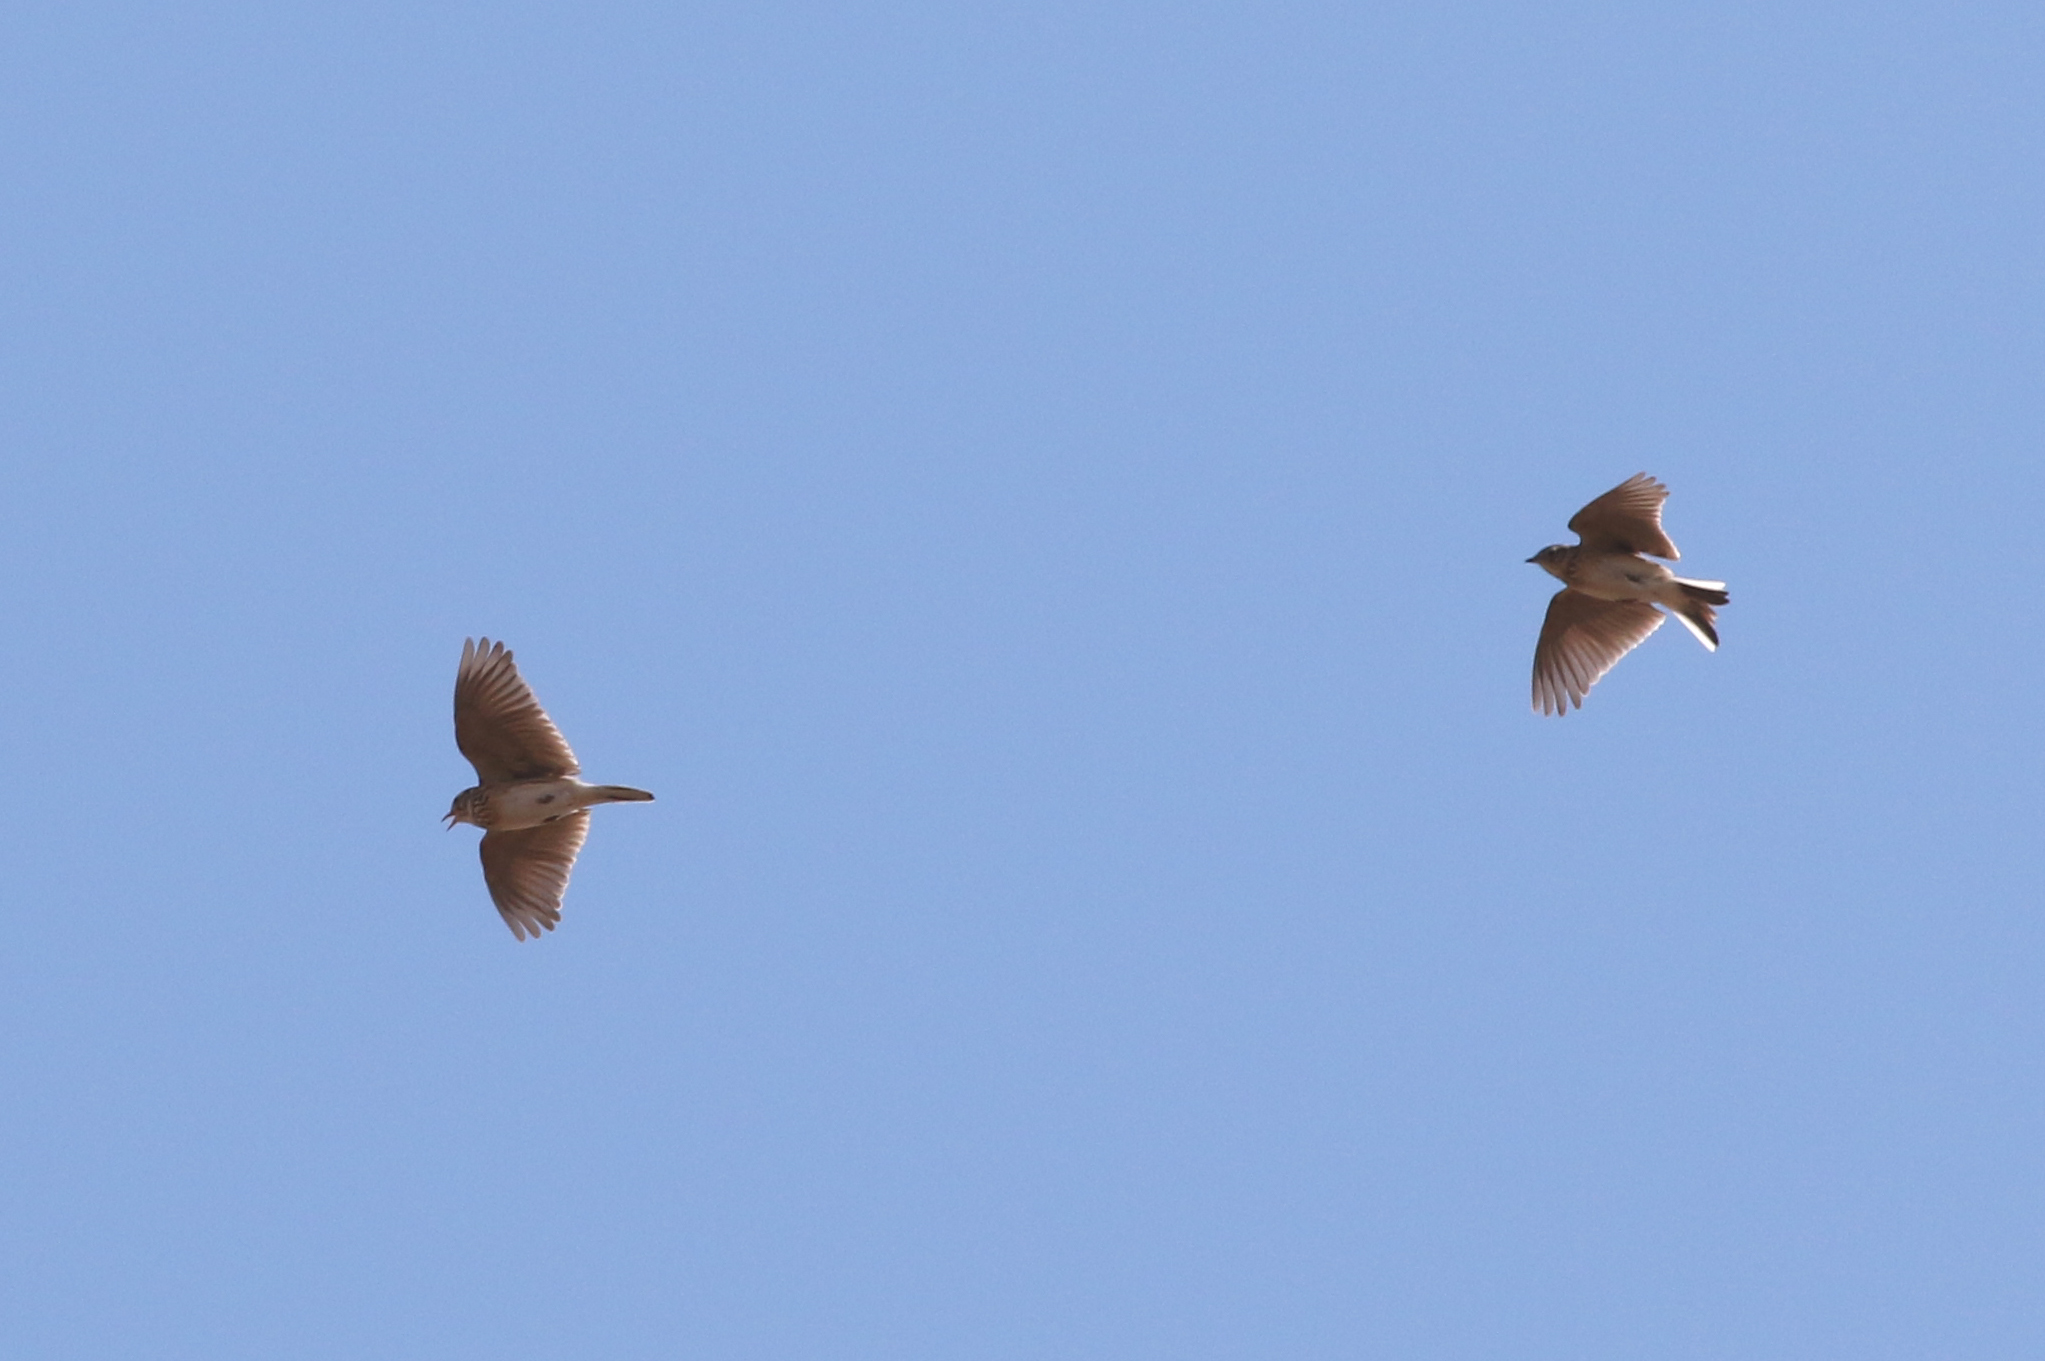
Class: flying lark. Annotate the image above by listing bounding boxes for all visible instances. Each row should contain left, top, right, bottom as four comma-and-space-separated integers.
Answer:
1527, 474, 1729, 715
445, 638, 654, 939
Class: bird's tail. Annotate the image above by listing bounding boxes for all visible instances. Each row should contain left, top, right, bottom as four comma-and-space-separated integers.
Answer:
1667, 577, 1728, 651
590, 785, 655, 804
1674, 577, 1729, 607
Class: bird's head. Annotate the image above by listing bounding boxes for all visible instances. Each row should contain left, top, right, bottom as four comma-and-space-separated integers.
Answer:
1526, 544, 1572, 580
444, 788, 482, 829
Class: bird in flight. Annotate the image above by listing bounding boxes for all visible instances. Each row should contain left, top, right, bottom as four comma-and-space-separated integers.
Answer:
445, 638, 654, 939
1526, 474, 1729, 715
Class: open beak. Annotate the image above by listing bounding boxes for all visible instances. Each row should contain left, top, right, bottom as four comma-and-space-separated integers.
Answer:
442, 811, 458, 829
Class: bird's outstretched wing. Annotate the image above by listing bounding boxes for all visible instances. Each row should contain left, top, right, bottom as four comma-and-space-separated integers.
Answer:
479, 812, 591, 940
1532, 590, 1666, 715
1568, 473, 1679, 559
454, 637, 581, 783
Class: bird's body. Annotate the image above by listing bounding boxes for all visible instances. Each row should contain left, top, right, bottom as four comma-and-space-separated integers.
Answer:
1527, 474, 1728, 715
448, 777, 652, 833
1531, 542, 1718, 632
445, 638, 652, 939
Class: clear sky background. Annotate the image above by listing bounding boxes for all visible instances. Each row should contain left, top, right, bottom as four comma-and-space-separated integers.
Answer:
3, 3, 2042, 1357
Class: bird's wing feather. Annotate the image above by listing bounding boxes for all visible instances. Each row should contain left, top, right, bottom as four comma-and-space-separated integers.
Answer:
454, 637, 581, 783
1532, 590, 1666, 715
1568, 473, 1679, 559
479, 812, 590, 941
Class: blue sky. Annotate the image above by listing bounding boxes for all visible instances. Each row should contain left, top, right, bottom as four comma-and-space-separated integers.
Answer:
3, 2, 2043, 1356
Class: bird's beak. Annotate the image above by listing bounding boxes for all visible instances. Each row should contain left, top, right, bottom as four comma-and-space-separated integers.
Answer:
442, 812, 458, 829
1525, 554, 1540, 563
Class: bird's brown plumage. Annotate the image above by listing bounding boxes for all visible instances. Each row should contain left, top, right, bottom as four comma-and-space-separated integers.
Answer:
479, 812, 591, 942
1531, 592, 1667, 716
448, 638, 650, 939
1566, 472, 1680, 560
454, 637, 580, 783
1528, 474, 1726, 714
